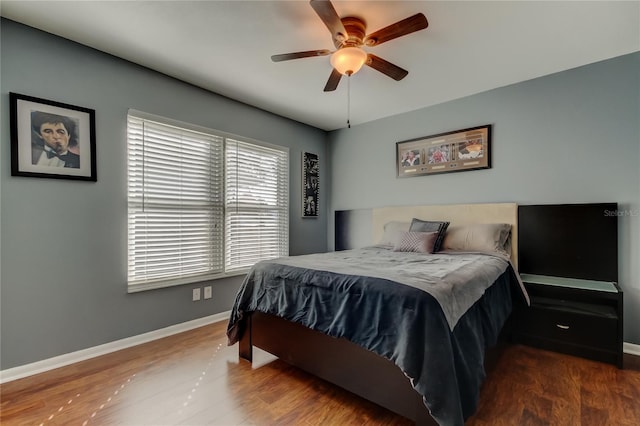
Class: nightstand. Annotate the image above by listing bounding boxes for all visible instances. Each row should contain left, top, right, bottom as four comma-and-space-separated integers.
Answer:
514, 273, 623, 368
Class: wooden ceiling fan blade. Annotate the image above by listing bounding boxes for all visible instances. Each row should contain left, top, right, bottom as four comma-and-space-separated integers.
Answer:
366, 54, 408, 81
323, 68, 342, 92
364, 13, 428, 46
310, 0, 348, 42
271, 49, 331, 62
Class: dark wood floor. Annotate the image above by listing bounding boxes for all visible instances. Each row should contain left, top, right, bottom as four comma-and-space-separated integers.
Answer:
1, 320, 639, 425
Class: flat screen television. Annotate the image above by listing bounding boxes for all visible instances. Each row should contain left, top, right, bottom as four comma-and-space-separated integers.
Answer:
518, 203, 618, 282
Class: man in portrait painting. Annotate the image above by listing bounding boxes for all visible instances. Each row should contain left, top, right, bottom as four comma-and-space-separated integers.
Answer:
31, 111, 80, 168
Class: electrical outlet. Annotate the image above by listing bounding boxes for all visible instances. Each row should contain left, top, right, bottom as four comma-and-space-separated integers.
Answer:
204, 286, 212, 299
192, 288, 201, 301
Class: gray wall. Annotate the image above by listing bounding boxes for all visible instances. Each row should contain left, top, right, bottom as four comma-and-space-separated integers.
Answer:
328, 53, 640, 344
0, 19, 327, 370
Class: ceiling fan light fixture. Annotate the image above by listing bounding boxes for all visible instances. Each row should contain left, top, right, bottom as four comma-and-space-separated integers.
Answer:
330, 47, 367, 76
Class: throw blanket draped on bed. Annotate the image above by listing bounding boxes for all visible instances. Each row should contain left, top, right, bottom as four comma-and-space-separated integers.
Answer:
227, 247, 523, 426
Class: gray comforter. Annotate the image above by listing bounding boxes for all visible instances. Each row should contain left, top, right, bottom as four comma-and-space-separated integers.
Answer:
227, 247, 524, 425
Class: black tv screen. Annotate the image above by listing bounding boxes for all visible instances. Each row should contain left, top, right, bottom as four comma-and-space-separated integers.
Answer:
518, 203, 618, 282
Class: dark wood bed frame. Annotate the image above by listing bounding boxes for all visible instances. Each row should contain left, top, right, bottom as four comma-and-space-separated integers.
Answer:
239, 311, 437, 425
239, 312, 510, 425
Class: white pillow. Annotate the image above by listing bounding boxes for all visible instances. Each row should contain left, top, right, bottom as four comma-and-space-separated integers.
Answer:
378, 221, 411, 246
442, 223, 512, 255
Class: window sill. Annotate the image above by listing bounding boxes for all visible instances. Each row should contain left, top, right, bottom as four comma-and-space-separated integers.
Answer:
127, 270, 249, 293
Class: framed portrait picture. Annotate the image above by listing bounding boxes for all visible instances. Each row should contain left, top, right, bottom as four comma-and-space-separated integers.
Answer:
396, 125, 491, 178
10, 92, 97, 181
302, 152, 319, 218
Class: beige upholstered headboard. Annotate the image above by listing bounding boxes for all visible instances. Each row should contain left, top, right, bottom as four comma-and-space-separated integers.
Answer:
371, 203, 518, 268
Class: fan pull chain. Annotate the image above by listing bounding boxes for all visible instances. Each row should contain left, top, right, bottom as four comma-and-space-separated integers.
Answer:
347, 74, 351, 129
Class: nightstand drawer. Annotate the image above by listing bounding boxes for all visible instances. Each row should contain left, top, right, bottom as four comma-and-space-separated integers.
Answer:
518, 306, 618, 351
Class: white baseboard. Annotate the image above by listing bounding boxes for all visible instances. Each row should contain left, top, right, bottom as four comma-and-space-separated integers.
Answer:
624, 342, 640, 357
0, 311, 230, 384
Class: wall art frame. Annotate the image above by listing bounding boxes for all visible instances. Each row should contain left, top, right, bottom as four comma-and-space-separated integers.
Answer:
396, 124, 492, 178
302, 151, 319, 218
10, 92, 97, 181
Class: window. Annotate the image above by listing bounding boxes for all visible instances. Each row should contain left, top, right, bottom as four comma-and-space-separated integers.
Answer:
225, 139, 289, 272
127, 111, 289, 292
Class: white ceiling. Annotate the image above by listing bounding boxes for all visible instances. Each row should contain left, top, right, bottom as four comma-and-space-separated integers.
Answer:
2, 1, 639, 131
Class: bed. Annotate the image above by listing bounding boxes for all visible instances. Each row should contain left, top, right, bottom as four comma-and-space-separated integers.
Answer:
227, 203, 527, 425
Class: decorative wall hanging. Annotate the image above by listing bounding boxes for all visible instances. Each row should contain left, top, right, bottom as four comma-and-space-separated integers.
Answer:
10, 92, 97, 181
302, 152, 319, 217
396, 124, 491, 178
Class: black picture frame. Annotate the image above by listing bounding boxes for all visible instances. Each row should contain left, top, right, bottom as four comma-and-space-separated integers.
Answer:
10, 92, 97, 181
302, 151, 319, 218
396, 124, 492, 178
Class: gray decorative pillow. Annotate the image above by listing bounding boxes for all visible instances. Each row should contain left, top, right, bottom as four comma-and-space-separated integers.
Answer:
409, 218, 450, 252
393, 231, 438, 253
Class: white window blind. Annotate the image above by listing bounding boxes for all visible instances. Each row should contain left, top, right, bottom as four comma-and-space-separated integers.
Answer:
127, 114, 224, 289
127, 111, 289, 291
225, 139, 289, 272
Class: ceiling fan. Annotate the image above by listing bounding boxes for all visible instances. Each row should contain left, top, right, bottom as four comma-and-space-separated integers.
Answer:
271, 0, 428, 92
